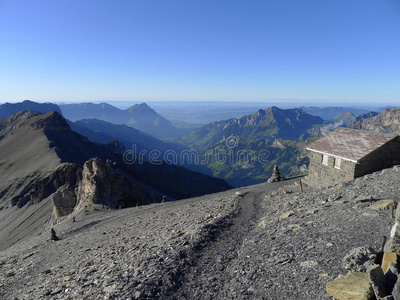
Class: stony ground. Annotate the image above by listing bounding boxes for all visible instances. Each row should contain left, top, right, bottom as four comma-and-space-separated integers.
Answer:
1, 166, 400, 299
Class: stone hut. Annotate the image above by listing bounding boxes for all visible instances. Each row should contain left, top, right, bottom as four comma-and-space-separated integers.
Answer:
303, 127, 400, 187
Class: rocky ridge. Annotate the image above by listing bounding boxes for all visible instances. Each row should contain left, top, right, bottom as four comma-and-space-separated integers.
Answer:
353, 107, 400, 134
1, 166, 399, 299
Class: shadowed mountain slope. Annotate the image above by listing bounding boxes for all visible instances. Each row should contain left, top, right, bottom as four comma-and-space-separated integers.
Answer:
69, 118, 185, 156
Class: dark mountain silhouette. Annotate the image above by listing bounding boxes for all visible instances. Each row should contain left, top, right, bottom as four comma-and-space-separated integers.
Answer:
0, 100, 62, 119
60, 102, 184, 138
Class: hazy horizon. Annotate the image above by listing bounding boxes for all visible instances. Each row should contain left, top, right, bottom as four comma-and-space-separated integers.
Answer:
1, 99, 395, 111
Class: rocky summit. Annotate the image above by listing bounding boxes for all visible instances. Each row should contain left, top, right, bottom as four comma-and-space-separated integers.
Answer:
1, 165, 400, 299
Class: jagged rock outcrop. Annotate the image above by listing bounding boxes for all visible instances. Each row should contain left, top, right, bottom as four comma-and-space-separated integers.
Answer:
75, 157, 157, 211
51, 157, 163, 223
353, 108, 400, 134
50, 185, 78, 223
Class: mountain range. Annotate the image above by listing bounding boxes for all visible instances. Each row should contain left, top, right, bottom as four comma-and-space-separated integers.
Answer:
59, 102, 186, 138
301, 106, 373, 121
176, 106, 325, 186
330, 111, 379, 128
1, 100, 398, 188
179, 106, 324, 152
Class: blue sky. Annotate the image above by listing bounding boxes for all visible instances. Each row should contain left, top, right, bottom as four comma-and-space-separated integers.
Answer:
0, 0, 399, 104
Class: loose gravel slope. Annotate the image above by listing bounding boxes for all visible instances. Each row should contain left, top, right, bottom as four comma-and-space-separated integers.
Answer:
1, 167, 400, 299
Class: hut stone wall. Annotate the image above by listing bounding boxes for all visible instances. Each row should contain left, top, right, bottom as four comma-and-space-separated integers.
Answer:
305, 137, 400, 187
304, 151, 356, 187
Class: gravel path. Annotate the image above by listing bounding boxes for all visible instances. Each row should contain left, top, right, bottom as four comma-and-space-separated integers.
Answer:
169, 190, 262, 299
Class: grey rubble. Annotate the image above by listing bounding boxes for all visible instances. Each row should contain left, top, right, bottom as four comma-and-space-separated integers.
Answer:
1, 167, 400, 299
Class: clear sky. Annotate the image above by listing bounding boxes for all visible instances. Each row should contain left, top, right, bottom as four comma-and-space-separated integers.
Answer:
0, 0, 399, 104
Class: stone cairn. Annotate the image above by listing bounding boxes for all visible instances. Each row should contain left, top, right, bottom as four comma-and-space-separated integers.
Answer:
327, 201, 400, 300
50, 228, 59, 241
267, 165, 281, 183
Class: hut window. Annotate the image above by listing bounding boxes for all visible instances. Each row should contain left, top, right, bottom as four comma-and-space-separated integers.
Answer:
322, 154, 329, 165
334, 157, 342, 169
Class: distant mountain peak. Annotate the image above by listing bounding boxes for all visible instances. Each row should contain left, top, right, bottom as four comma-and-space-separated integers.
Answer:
126, 103, 153, 113
22, 99, 35, 104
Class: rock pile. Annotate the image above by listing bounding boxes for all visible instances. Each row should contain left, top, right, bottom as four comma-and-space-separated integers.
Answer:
267, 165, 282, 183
327, 198, 400, 300
50, 229, 59, 241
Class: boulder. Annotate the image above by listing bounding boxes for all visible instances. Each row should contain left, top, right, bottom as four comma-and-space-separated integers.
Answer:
326, 272, 374, 300
370, 200, 397, 211
384, 224, 400, 255
393, 279, 400, 300
382, 252, 398, 273
385, 263, 398, 295
51, 185, 77, 223
367, 264, 389, 299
